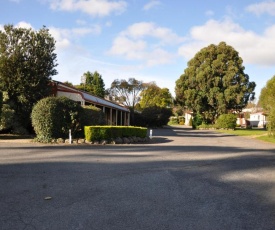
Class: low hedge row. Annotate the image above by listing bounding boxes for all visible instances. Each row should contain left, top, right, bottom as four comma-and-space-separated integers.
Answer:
84, 126, 147, 142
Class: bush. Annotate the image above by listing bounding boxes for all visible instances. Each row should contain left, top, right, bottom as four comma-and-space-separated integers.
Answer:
81, 105, 106, 126
31, 97, 84, 142
141, 106, 173, 127
215, 114, 237, 129
85, 126, 147, 142
168, 117, 178, 125
178, 116, 185, 125
0, 104, 15, 132
192, 114, 203, 129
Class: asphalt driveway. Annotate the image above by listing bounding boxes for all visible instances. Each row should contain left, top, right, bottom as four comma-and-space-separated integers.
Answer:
0, 126, 275, 230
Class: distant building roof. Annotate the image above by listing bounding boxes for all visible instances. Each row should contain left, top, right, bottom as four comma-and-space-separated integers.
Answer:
52, 80, 130, 113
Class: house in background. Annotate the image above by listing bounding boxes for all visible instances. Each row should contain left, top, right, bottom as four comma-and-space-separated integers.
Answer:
184, 112, 193, 126
51, 81, 130, 126
249, 112, 267, 128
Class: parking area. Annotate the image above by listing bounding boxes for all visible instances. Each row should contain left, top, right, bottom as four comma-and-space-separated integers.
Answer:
0, 126, 275, 230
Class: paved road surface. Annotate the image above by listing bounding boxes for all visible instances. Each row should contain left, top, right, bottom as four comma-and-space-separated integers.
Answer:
0, 126, 275, 230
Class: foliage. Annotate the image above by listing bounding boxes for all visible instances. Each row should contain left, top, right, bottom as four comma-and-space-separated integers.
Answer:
175, 106, 184, 116
81, 105, 106, 127
178, 116, 185, 125
0, 91, 2, 118
192, 114, 203, 129
168, 117, 178, 125
132, 106, 172, 127
84, 126, 147, 142
0, 24, 58, 132
139, 82, 172, 109
0, 104, 15, 132
215, 114, 237, 129
76, 71, 105, 98
63, 81, 74, 87
267, 108, 275, 137
107, 78, 145, 109
259, 75, 275, 113
31, 97, 83, 142
259, 75, 275, 138
175, 41, 256, 123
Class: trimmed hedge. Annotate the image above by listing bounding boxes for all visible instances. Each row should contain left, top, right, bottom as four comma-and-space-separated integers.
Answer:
85, 126, 147, 142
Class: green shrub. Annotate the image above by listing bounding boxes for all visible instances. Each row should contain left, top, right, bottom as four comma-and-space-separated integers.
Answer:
31, 97, 83, 142
168, 117, 178, 125
215, 114, 237, 130
192, 114, 203, 129
85, 126, 147, 142
178, 116, 185, 125
0, 104, 15, 132
141, 106, 172, 127
81, 105, 106, 126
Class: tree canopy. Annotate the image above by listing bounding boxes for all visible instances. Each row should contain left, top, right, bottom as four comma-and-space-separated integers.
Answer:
76, 71, 105, 98
175, 41, 256, 123
139, 82, 172, 109
259, 75, 275, 136
108, 78, 145, 109
0, 24, 57, 132
259, 75, 275, 113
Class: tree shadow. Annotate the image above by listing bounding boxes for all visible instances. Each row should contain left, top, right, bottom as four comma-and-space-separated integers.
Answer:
1, 126, 275, 229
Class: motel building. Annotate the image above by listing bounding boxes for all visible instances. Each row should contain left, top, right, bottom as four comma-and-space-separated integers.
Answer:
51, 81, 130, 126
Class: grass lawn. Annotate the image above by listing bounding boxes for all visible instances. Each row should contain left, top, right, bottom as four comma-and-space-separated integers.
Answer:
217, 128, 275, 144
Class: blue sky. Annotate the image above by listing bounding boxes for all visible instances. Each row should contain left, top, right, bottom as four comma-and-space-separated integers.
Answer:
1, 0, 275, 99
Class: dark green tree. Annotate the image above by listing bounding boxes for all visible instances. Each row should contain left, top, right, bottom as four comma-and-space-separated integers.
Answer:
139, 82, 172, 109
175, 42, 256, 123
0, 24, 57, 132
76, 71, 105, 98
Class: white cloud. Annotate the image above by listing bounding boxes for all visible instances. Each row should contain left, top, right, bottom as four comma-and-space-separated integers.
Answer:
121, 22, 184, 44
178, 19, 275, 66
143, 0, 161, 11
246, 1, 275, 16
49, 0, 127, 17
49, 25, 101, 51
16, 21, 33, 29
109, 36, 147, 60
108, 22, 184, 66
